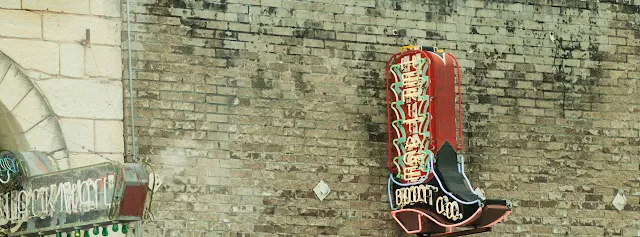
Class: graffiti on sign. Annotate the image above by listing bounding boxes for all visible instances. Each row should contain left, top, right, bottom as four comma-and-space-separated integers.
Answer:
0, 151, 18, 184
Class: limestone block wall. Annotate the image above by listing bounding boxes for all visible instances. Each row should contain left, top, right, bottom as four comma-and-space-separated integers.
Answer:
123, 0, 640, 236
0, 1, 124, 169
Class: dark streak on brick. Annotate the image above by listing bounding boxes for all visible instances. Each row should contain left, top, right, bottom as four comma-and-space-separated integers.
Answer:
292, 72, 313, 93
470, 26, 479, 34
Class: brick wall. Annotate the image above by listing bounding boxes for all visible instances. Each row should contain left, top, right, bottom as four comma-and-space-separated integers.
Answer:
123, 0, 640, 236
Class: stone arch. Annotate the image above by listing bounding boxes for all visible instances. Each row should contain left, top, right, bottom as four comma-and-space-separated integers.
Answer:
0, 51, 68, 170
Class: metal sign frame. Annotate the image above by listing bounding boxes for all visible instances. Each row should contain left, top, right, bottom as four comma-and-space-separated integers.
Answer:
0, 151, 148, 237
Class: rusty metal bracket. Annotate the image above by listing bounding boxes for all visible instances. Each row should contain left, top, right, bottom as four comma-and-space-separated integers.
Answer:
81, 29, 90, 46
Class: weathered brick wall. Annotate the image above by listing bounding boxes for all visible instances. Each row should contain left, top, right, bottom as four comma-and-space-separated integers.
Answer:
122, 0, 640, 236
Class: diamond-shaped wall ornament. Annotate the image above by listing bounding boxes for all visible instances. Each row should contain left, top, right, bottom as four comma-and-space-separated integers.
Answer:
612, 192, 627, 211
148, 172, 163, 193
313, 180, 331, 201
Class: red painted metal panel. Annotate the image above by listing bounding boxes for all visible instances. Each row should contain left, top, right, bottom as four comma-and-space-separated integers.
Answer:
119, 185, 147, 217
429, 52, 457, 151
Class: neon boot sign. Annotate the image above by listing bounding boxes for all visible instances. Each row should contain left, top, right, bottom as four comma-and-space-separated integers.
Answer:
385, 45, 512, 236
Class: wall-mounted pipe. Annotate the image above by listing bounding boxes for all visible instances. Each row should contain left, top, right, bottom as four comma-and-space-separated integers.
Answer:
125, 0, 137, 163
125, 0, 141, 236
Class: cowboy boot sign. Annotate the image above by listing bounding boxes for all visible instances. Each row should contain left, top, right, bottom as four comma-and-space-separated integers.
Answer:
386, 46, 512, 236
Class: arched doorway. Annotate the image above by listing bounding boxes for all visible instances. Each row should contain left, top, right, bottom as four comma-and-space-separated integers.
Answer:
0, 51, 68, 170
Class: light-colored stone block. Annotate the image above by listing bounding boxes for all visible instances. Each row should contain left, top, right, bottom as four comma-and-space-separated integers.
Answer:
23, 116, 66, 153
0, 0, 20, 9
60, 44, 85, 78
0, 64, 33, 111
53, 157, 69, 170
37, 79, 123, 119
23, 0, 89, 14
0, 9, 41, 38
0, 112, 30, 151
0, 52, 12, 74
94, 120, 125, 153
43, 14, 120, 45
69, 152, 124, 168
0, 38, 59, 74
49, 150, 69, 168
90, 0, 120, 17
12, 89, 51, 132
86, 45, 122, 79
59, 118, 94, 152
24, 71, 52, 80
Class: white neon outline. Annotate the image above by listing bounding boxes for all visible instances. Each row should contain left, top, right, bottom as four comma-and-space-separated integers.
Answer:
428, 159, 479, 205
388, 155, 481, 217
457, 154, 479, 199
0, 171, 10, 184
389, 158, 480, 206
0, 157, 17, 183
388, 156, 512, 233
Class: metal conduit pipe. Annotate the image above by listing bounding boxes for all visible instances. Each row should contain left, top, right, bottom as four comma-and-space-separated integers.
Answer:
125, 0, 141, 236
125, 0, 136, 163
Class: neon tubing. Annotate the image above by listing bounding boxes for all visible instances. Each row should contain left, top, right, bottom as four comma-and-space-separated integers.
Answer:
391, 206, 483, 230
386, 49, 433, 178
457, 154, 477, 197
388, 154, 480, 209
427, 159, 480, 205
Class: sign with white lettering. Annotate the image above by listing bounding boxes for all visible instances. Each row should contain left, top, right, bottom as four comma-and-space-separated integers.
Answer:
388, 172, 481, 225
387, 50, 433, 183
0, 161, 148, 237
385, 46, 512, 236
